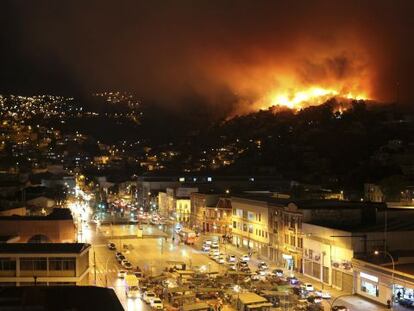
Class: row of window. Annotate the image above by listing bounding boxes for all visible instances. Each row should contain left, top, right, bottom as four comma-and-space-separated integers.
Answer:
0, 257, 76, 271
284, 234, 303, 248
232, 221, 268, 238
232, 209, 262, 222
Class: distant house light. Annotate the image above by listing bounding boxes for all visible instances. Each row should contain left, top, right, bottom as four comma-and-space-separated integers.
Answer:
193, 177, 197, 182
179, 177, 185, 182
249, 177, 255, 182
207, 177, 212, 182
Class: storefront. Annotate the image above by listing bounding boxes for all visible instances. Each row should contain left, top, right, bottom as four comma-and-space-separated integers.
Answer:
282, 254, 294, 271
353, 258, 414, 306
331, 260, 354, 293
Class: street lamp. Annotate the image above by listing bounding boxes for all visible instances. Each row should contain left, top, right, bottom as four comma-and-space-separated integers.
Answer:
374, 250, 395, 306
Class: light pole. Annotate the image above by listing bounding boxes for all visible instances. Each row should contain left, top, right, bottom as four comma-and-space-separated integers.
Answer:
374, 250, 395, 306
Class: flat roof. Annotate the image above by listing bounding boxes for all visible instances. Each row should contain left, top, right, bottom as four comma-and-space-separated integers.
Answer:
238, 292, 268, 304
0, 243, 90, 254
0, 286, 123, 311
308, 218, 414, 232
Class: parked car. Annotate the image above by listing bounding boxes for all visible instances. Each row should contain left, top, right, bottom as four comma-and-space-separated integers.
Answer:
121, 259, 130, 267
115, 252, 123, 259
150, 298, 164, 309
211, 241, 219, 249
258, 262, 268, 270
209, 249, 220, 257
107, 243, 116, 250
216, 256, 225, 264
117, 270, 127, 278
143, 291, 156, 303
272, 269, 284, 277
204, 240, 212, 245
227, 255, 237, 262
314, 291, 331, 299
117, 255, 126, 263
241, 254, 250, 262
287, 276, 299, 285
228, 263, 237, 270
123, 262, 133, 270
302, 283, 314, 292
202, 244, 211, 252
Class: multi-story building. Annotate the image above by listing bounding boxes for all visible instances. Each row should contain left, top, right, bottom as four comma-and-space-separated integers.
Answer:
231, 196, 270, 258
164, 187, 198, 223
190, 192, 232, 234
0, 243, 90, 286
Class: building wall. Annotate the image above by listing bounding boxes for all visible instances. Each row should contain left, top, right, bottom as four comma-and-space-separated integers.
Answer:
231, 197, 270, 257
302, 224, 354, 288
0, 219, 75, 243
0, 207, 26, 216
158, 192, 168, 217
0, 250, 90, 286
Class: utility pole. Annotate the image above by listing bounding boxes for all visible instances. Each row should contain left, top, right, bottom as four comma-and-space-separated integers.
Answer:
93, 249, 97, 285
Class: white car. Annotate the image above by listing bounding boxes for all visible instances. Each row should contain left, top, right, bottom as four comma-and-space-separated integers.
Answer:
202, 244, 211, 252
204, 240, 212, 245
216, 256, 225, 264
302, 283, 314, 292
150, 298, 164, 309
211, 241, 219, 248
315, 291, 331, 299
227, 255, 237, 262
241, 254, 250, 262
143, 291, 157, 303
209, 249, 220, 257
117, 270, 127, 278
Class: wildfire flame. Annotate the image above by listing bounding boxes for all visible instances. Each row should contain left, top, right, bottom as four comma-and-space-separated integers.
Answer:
262, 87, 367, 110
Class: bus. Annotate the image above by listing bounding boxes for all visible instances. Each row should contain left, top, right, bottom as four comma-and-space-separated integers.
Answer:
125, 274, 140, 298
179, 228, 196, 245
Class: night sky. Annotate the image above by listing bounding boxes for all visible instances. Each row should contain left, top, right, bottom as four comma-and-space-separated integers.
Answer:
1, 0, 413, 113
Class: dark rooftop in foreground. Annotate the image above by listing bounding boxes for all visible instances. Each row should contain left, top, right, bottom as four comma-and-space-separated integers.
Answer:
0, 243, 90, 254
0, 286, 124, 311
0, 208, 73, 221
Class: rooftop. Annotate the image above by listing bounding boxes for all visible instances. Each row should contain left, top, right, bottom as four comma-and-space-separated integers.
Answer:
0, 208, 72, 221
0, 243, 90, 254
308, 218, 414, 232
0, 286, 123, 311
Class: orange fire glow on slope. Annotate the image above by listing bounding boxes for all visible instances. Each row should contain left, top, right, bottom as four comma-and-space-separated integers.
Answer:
263, 87, 367, 110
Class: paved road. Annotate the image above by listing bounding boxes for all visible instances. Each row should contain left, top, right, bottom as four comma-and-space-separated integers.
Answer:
88, 223, 226, 311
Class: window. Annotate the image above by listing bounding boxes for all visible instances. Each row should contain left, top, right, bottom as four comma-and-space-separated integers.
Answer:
233, 221, 237, 229
0, 258, 16, 271
233, 209, 236, 215
20, 258, 47, 271
258, 213, 261, 222
248, 225, 253, 234
361, 279, 379, 297
247, 212, 255, 221
290, 235, 296, 247
284, 215, 289, 226
236, 209, 243, 217
265, 231, 268, 238
298, 237, 303, 248
285, 234, 289, 244
243, 210, 248, 219
243, 224, 247, 232
49, 258, 75, 271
